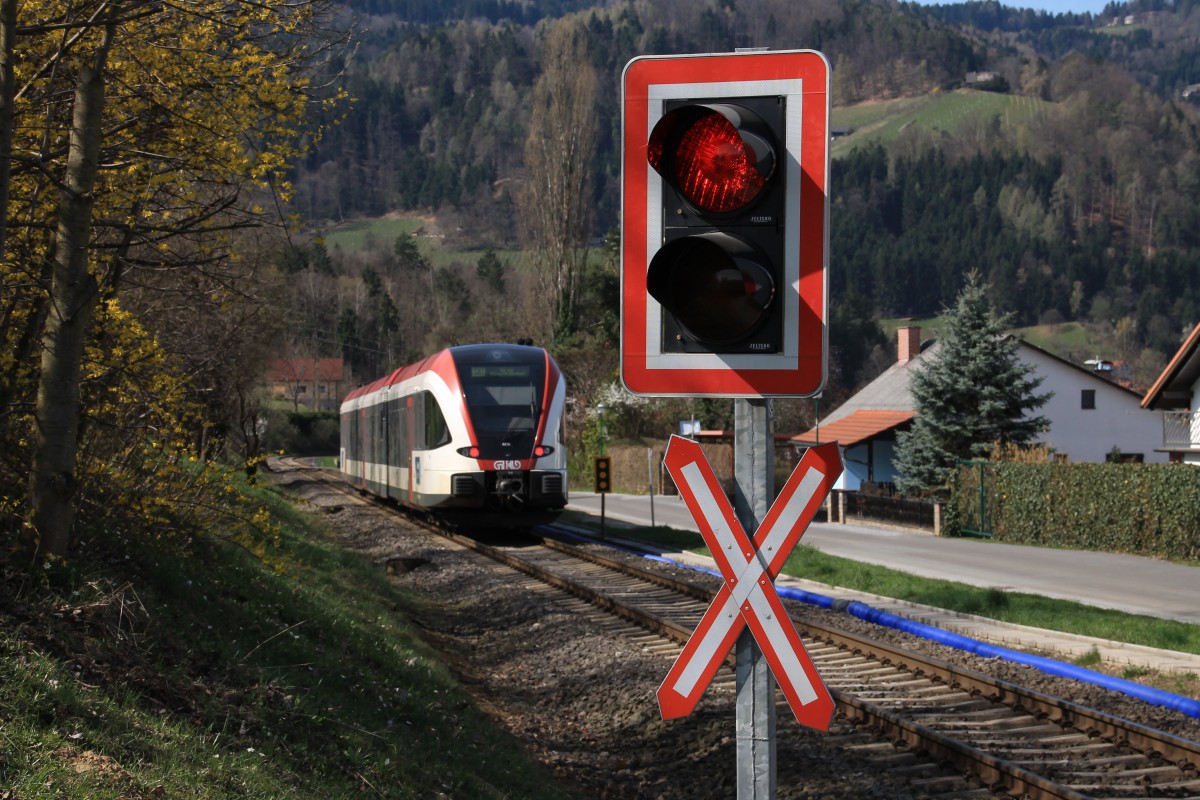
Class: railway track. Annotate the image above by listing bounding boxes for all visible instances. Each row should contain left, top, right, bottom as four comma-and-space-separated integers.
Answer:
455, 528, 1200, 800
279, 461, 1200, 799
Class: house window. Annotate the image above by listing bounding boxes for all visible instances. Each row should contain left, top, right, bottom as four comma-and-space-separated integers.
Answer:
1081, 389, 1095, 410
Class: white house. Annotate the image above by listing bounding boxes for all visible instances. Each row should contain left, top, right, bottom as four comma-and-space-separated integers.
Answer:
1141, 322, 1200, 464
793, 326, 1168, 492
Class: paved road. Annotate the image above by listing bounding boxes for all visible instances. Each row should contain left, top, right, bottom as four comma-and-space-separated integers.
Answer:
567, 491, 1200, 626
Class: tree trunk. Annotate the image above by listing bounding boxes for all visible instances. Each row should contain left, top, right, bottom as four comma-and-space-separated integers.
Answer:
0, 0, 22, 412
0, 0, 16, 261
25, 21, 114, 560
518, 20, 597, 345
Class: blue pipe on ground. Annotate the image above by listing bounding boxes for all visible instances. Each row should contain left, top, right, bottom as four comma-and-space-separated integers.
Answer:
627, 544, 1200, 719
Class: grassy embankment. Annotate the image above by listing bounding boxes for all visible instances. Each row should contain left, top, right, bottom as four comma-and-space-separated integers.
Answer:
320, 214, 519, 271
831, 89, 1051, 157
0, 474, 570, 800
559, 514, 1200, 697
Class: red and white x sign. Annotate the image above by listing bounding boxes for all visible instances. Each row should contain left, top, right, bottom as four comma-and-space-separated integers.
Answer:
657, 436, 842, 731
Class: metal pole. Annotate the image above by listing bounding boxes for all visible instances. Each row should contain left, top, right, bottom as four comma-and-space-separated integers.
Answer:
600, 493, 606, 540
733, 397, 776, 799
648, 447, 656, 529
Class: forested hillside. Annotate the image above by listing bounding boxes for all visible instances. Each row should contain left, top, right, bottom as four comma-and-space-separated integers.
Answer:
286, 0, 1200, 397
295, 0, 984, 230
923, 0, 1200, 97
7, 0, 1200, 566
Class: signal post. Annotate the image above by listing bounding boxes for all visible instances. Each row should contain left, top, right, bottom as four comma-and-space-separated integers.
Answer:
620, 50, 833, 799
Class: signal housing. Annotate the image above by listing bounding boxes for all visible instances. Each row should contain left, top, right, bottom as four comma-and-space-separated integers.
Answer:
619, 50, 831, 398
647, 97, 785, 354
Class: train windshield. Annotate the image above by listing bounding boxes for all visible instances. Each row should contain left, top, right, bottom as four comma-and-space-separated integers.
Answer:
454, 347, 547, 459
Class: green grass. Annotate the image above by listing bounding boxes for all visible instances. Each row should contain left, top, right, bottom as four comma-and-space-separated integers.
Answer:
1012, 320, 1097, 357
565, 517, 1200, 659
1095, 22, 1148, 37
0, 479, 569, 799
318, 214, 525, 271
832, 89, 1052, 158
320, 214, 423, 252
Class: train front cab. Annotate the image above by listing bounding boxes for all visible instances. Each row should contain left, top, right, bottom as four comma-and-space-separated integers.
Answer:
435, 346, 568, 523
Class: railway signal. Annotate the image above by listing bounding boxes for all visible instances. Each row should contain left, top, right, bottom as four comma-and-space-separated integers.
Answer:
620, 50, 831, 398
593, 455, 612, 494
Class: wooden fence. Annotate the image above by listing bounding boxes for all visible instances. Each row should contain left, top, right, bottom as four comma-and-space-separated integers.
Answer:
831, 490, 940, 534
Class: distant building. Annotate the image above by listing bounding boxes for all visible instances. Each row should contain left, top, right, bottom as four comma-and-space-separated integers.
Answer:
1141, 322, 1200, 465
965, 71, 997, 85
269, 357, 348, 411
793, 326, 1167, 492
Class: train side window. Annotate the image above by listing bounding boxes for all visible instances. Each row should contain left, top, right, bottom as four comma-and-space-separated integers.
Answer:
368, 402, 381, 463
341, 412, 351, 460
423, 392, 450, 449
398, 397, 410, 464
390, 398, 404, 463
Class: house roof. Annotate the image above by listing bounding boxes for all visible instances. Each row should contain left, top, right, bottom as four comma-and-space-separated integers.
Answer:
1141, 322, 1200, 410
817, 342, 935, 427
269, 358, 346, 383
801, 330, 1143, 447
790, 410, 915, 446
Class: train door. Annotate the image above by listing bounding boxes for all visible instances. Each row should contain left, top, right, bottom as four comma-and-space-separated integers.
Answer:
409, 393, 421, 502
408, 393, 417, 501
358, 406, 368, 490
381, 390, 389, 499
388, 395, 404, 502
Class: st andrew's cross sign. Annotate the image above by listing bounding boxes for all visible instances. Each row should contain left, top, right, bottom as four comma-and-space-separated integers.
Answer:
657, 436, 842, 730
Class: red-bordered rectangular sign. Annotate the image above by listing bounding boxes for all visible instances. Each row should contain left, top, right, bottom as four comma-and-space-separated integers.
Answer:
620, 50, 830, 398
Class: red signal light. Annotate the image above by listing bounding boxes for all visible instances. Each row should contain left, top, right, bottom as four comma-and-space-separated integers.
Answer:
648, 105, 775, 215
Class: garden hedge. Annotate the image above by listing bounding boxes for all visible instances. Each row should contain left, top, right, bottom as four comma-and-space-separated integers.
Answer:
946, 462, 1200, 561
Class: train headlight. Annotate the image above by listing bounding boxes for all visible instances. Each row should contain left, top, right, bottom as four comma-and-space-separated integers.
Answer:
456, 445, 481, 458
534, 445, 555, 457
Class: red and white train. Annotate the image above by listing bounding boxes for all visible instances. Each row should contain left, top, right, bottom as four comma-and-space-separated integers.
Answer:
340, 343, 568, 528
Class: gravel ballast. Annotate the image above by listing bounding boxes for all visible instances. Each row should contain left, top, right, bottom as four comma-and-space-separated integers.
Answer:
282, 473, 1200, 798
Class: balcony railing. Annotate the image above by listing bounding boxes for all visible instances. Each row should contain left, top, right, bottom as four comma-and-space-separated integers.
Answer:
1162, 410, 1200, 449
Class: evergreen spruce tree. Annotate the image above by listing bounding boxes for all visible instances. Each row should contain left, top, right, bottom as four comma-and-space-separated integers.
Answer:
893, 271, 1051, 495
